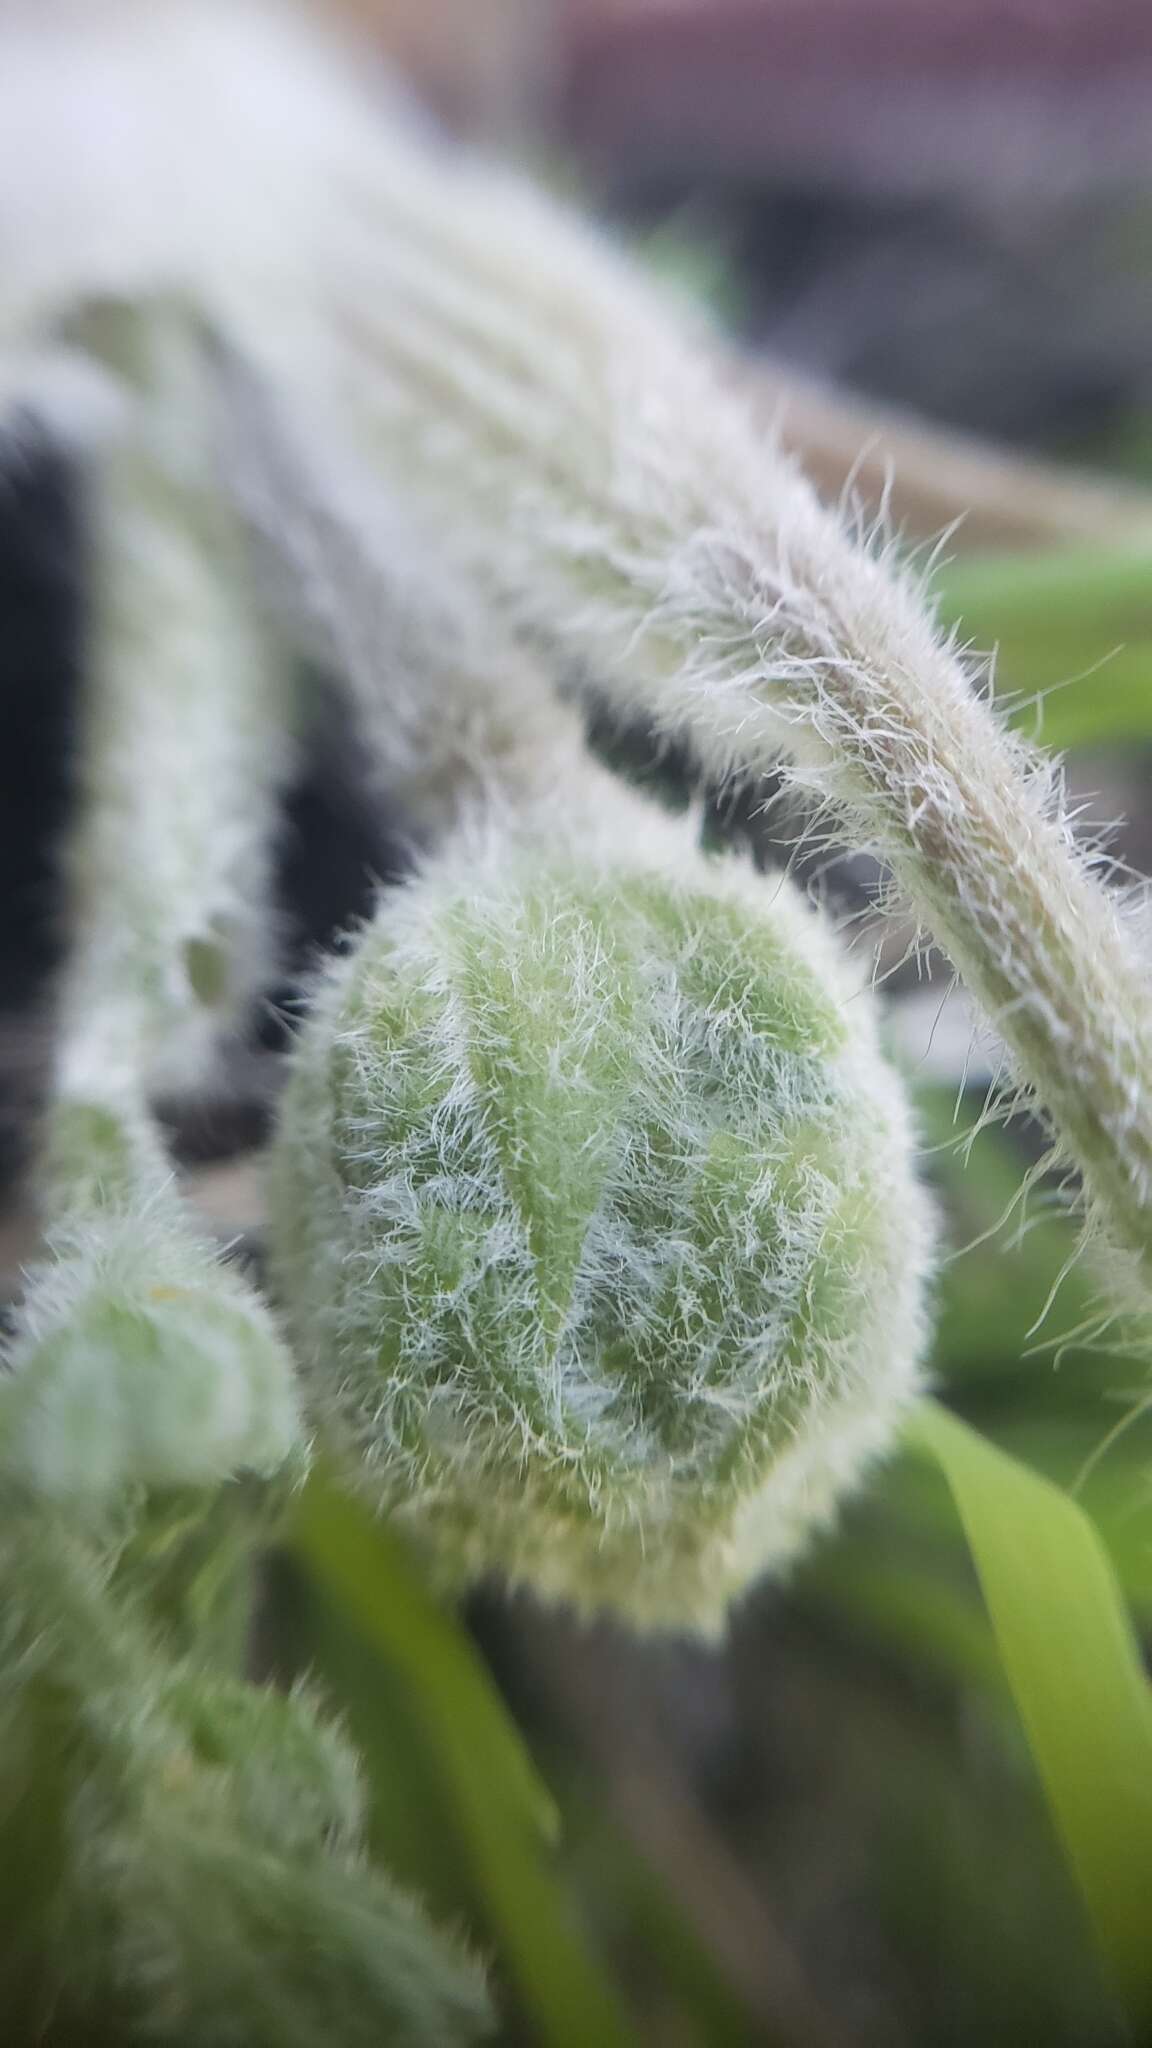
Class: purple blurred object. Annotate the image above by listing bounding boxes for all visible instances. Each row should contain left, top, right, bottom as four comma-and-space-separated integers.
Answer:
566, 0, 1152, 200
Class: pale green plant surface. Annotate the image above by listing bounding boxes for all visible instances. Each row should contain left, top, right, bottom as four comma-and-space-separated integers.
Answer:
231, 81, 1152, 1308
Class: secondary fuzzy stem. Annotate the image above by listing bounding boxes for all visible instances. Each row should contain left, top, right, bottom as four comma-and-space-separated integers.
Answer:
31, 298, 293, 1262
55, 298, 293, 1139
0, 301, 303, 1503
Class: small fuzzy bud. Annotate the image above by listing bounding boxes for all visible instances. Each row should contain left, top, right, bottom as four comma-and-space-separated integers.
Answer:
0, 1204, 301, 1498
80, 1790, 492, 2048
269, 815, 932, 1633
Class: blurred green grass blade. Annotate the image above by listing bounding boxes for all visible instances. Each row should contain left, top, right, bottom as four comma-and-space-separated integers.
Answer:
292, 1466, 554, 1844
991, 640, 1152, 751
277, 1550, 476, 1917
908, 1399, 1152, 2024
934, 548, 1152, 750
291, 1467, 635, 2048
937, 547, 1152, 643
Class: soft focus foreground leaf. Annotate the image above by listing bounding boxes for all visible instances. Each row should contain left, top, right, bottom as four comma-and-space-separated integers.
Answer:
908, 1399, 1152, 2028
290, 1466, 635, 2048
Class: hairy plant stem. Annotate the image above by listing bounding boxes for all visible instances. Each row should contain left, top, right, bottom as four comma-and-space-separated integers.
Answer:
252, 130, 1152, 1300
54, 296, 293, 1151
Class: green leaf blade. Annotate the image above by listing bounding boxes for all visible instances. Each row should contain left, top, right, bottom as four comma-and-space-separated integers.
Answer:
291, 1465, 636, 2048
909, 1399, 1152, 2027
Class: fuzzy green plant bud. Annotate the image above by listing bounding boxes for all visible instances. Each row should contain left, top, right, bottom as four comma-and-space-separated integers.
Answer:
268, 811, 933, 1633
74, 1780, 491, 2048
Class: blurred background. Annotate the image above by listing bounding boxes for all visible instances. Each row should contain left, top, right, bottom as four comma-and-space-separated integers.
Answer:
4, 4, 1152, 2043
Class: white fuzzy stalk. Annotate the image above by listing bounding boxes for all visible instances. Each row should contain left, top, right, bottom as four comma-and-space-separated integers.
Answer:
56, 300, 294, 1115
